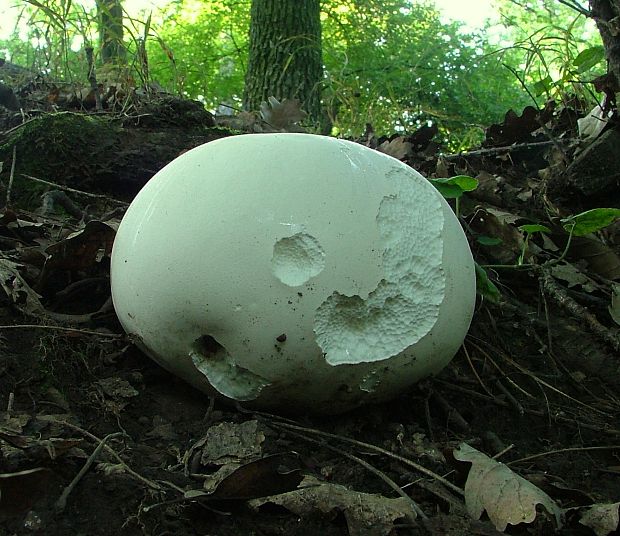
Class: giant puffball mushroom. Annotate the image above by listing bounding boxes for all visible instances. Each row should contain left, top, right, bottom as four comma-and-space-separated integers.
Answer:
111, 133, 476, 414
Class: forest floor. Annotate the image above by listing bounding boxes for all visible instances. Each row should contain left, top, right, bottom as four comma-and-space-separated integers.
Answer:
0, 94, 619, 536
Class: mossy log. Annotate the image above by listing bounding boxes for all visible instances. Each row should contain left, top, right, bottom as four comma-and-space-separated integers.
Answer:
0, 101, 231, 205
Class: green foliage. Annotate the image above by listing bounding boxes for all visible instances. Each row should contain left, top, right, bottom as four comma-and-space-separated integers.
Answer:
427, 173, 501, 304
1, 0, 96, 79
475, 208, 619, 302
143, 0, 250, 105
561, 208, 620, 236
573, 45, 605, 73
430, 174, 478, 218
475, 262, 501, 303
429, 175, 479, 198
430, 180, 618, 302
1, 0, 532, 147
0, 0, 606, 147
517, 223, 550, 265
477, 236, 503, 246
518, 224, 551, 234
320, 0, 530, 146
494, 0, 604, 105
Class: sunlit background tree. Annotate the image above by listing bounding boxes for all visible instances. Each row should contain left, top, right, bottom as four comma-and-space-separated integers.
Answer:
0, 0, 607, 149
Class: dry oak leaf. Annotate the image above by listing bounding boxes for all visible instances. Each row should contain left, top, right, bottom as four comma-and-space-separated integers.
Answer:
377, 137, 412, 160
260, 96, 307, 131
249, 475, 416, 536
200, 420, 266, 466
454, 443, 563, 532
44, 220, 116, 271
0, 257, 45, 315
579, 502, 620, 536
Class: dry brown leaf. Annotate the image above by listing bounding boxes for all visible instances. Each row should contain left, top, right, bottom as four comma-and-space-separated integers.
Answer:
550, 262, 600, 292
0, 257, 45, 315
569, 235, 620, 280
468, 208, 524, 264
578, 104, 612, 142
259, 96, 307, 131
579, 502, 620, 536
200, 420, 266, 465
44, 220, 116, 271
377, 137, 412, 160
454, 443, 563, 532
199, 453, 302, 500
250, 475, 416, 536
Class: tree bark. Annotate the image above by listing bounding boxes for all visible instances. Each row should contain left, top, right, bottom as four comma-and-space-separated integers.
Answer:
243, 0, 322, 123
590, 0, 620, 91
97, 0, 126, 64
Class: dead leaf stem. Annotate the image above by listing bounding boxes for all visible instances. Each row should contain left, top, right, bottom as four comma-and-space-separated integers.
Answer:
50, 419, 163, 492
55, 431, 125, 513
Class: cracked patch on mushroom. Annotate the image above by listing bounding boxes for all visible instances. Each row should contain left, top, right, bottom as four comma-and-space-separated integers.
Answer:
271, 232, 326, 286
190, 335, 269, 401
314, 172, 445, 366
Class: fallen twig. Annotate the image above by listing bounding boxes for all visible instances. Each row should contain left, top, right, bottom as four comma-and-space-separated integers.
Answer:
238, 407, 465, 497
284, 427, 429, 525
540, 269, 620, 353
436, 380, 620, 436
510, 444, 620, 465
0, 323, 122, 338
6, 145, 17, 207
440, 139, 573, 161
21, 173, 128, 205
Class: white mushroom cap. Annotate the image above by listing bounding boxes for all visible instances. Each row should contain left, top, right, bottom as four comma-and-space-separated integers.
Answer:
111, 133, 475, 413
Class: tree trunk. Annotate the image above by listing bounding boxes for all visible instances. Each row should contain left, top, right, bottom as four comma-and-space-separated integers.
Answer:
243, 0, 322, 123
590, 0, 620, 91
97, 0, 126, 64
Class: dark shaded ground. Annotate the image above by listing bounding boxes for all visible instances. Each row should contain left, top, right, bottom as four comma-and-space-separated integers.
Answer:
0, 95, 619, 536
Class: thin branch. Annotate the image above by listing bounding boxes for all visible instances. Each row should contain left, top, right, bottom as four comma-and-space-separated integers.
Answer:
6, 145, 17, 207
0, 324, 122, 338
442, 139, 573, 160
247, 413, 465, 497
557, 0, 590, 17
21, 173, 128, 205
285, 428, 428, 523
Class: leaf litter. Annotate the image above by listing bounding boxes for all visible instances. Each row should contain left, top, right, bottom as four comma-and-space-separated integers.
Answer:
454, 443, 563, 532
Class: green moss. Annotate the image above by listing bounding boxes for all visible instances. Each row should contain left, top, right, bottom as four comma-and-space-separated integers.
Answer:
0, 112, 121, 208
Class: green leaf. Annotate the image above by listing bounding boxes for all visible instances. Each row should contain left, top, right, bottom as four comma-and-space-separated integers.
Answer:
573, 45, 605, 73
445, 175, 479, 191
144, 11, 152, 40
475, 263, 501, 303
477, 236, 503, 246
24, 0, 65, 29
429, 182, 463, 198
518, 224, 551, 234
429, 176, 478, 199
532, 75, 553, 96
561, 208, 620, 236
